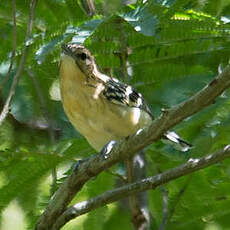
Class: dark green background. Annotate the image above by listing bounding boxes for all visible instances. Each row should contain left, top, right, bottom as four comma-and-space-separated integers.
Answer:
0, 0, 230, 229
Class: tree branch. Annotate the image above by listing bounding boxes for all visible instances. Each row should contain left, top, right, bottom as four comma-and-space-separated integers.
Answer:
125, 152, 150, 230
80, 0, 96, 16
35, 65, 230, 230
0, 0, 37, 126
0, 0, 17, 90
52, 145, 230, 229
120, 22, 150, 230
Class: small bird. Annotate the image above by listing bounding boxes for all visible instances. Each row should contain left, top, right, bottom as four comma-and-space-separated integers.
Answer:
59, 43, 191, 153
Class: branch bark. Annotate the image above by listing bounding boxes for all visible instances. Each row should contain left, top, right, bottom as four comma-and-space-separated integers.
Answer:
35, 65, 230, 230
125, 152, 150, 230
52, 145, 230, 229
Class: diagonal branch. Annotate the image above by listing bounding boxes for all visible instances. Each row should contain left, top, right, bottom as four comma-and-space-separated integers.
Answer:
52, 145, 230, 229
35, 65, 230, 230
0, 0, 37, 126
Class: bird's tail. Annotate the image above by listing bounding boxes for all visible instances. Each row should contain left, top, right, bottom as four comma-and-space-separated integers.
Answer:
162, 131, 192, 152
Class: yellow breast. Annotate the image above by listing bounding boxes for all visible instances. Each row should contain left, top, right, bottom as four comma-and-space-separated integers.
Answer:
60, 55, 152, 151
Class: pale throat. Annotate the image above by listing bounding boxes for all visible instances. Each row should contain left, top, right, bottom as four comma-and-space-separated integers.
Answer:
60, 55, 86, 86
60, 55, 106, 103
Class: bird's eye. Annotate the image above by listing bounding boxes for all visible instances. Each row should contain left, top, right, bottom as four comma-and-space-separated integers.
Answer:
78, 52, 87, 61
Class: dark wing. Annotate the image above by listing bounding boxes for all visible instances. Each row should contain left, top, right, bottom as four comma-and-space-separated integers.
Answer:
102, 78, 153, 119
102, 78, 192, 151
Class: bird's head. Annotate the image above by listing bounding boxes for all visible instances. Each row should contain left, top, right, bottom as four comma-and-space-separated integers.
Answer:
61, 43, 96, 77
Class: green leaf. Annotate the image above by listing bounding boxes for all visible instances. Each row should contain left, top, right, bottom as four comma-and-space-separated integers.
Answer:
0, 151, 63, 213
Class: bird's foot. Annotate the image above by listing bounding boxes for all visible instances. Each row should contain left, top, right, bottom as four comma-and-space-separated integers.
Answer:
100, 140, 117, 160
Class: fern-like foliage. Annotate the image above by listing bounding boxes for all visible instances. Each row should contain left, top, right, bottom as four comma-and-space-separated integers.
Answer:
1, 0, 230, 229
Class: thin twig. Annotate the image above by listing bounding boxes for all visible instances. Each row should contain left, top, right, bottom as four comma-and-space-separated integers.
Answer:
52, 145, 230, 229
27, 69, 57, 195
35, 64, 230, 230
0, 0, 37, 126
0, 0, 17, 90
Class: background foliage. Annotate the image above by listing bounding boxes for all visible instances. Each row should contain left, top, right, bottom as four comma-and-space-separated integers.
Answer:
1, 0, 230, 229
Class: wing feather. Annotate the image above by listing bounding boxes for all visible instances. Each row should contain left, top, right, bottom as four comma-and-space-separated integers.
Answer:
102, 78, 153, 119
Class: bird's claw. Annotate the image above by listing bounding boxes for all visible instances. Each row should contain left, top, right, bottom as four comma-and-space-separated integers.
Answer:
100, 140, 117, 160
72, 159, 85, 173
